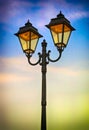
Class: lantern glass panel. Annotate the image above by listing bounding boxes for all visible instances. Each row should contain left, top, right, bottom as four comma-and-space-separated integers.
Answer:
63, 25, 71, 45
51, 31, 58, 44
30, 32, 39, 52
19, 31, 30, 41
19, 31, 39, 54
50, 24, 63, 33
19, 37, 30, 53
50, 24, 63, 45
31, 38, 38, 52
19, 31, 30, 52
58, 32, 62, 43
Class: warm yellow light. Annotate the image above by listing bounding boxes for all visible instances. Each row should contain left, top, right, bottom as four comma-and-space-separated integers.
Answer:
19, 31, 39, 41
50, 24, 63, 33
50, 24, 71, 48
31, 32, 39, 40
15, 20, 42, 55
46, 11, 75, 50
64, 25, 71, 32
19, 31, 30, 41
18, 31, 39, 54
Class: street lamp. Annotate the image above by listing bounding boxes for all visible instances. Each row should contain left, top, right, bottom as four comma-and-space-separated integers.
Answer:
46, 11, 75, 51
15, 20, 42, 55
15, 11, 75, 130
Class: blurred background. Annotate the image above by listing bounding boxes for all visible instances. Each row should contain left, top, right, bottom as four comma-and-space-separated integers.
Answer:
0, 0, 89, 130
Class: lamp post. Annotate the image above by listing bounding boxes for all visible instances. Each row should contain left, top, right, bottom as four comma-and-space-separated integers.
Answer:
15, 11, 75, 130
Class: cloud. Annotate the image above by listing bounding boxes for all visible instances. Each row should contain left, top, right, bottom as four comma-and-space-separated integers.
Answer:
67, 10, 89, 20
0, 0, 89, 29
0, 56, 89, 93
0, 56, 89, 126
0, 56, 40, 85
1, 56, 89, 98
0, 72, 33, 85
0, 0, 31, 18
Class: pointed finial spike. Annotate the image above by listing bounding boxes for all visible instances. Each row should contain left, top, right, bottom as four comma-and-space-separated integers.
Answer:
60, 11, 62, 14
25, 19, 32, 26
27, 19, 30, 23
57, 11, 64, 18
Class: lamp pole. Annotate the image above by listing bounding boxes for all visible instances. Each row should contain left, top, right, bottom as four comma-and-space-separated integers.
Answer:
41, 40, 47, 130
27, 39, 62, 130
15, 11, 75, 130
26, 39, 62, 130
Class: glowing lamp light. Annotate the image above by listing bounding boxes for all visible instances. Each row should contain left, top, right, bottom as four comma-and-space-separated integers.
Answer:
15, 20, 42, 55
46, 11, 75, 50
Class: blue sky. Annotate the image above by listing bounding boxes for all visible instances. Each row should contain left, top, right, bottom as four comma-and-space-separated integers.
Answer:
0, 0, 89, 129
0, 0, 89, 64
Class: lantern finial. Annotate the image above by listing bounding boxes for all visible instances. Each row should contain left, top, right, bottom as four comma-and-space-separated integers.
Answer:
25, 19, 32, 26
57, 11, 64, 18
60, 11, 62, 14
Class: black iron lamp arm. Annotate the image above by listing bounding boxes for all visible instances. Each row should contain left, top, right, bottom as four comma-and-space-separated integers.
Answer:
26, 43, 63, 65
47, 48, 62, 63
27, 53, 42, 66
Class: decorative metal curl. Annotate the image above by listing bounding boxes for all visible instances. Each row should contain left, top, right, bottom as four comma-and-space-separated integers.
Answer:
25, 40, 63, 66
26, 53, 42, 66
47, 48, 62, 62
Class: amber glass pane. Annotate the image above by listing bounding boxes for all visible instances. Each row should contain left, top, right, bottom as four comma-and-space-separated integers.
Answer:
63, 31, 71, 45
31, 38, 38, 51
19, 31, 39, 41
30, 32, 39, 51
19, 31, 39, 53
50, 24, 63, 33
51, 30, 58, 44
64, 25, 71, 32
19, 31, 30, 41
58, 32, 62, 43
63, 25, 71, 45
19, 37, 30, 51
51, 31, 63, 45
31, 32, 39, 40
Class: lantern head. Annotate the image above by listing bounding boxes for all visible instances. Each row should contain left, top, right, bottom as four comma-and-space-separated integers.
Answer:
46, 11, 75, 50
15, 20, 43, 55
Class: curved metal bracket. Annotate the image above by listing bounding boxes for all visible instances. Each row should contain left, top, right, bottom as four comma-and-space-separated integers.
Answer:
27, 53, 42, 66
47, 49, 62, 62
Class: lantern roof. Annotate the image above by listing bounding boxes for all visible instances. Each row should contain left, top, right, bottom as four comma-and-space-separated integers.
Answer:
46, 11, 75, 31
15, 20, 43, 37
